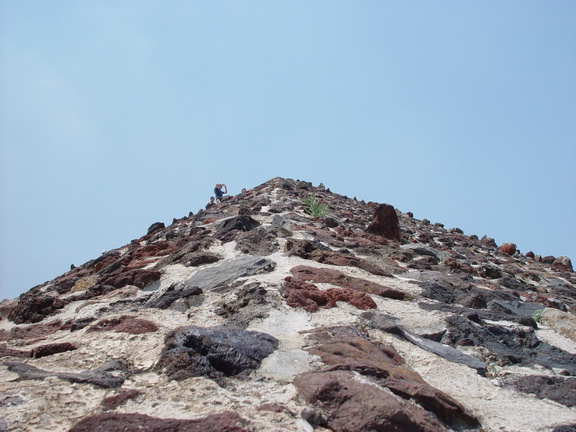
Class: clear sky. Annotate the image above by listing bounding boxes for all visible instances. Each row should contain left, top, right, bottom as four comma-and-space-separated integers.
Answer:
1, 1, 575, 301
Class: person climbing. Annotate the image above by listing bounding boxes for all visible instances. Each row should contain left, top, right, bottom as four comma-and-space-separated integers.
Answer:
214, 183, 228, 203
206, 196, 215, 208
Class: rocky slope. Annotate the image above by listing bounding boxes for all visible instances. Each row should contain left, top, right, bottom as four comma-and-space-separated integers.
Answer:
1, 177, 575, 432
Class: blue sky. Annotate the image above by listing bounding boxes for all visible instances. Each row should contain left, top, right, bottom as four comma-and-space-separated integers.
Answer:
1, 1, 575, 301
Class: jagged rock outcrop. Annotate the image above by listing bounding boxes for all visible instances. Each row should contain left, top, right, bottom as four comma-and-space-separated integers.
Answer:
1, 176, 575, 432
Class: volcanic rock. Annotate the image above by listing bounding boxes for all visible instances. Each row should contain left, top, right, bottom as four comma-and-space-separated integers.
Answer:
1, 176, 574, 432
69, 412, 249, 432
365, 203, 401, 240
156, 325, 278, 381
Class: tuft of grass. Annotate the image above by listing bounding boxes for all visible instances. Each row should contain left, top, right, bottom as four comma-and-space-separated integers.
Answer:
532, 309, 544, 323
302, 195, 329, 218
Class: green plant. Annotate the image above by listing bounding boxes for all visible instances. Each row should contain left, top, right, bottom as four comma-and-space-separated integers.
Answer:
532, 309, 544, 323
302, 195, 329, 218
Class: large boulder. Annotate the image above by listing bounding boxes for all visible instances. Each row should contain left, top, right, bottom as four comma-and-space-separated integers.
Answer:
156, 325, 278, 381
365, 203, 401, 240
295, 370, 450, 432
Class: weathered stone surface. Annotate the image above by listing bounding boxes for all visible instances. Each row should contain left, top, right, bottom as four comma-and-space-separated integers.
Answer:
215, 215, 260, 242
154, 234, 216, 268
362, 312, 486, 373
0, 344, 28, 358
442, 315, 576, 373
290, 265, 405, 299
100, 269, 161, 289
283, 276, 376, 312
310, 249, 393, 276
401, 243, 445, 264
284, 238, 330, 259
481, 235, 497, 247
543, 255, 557, 264
184, 257, 275, 292
69, 412, 249, 432
156, 325, 278, 381
88, 315, 159, 334
303, 327, 480, 429
101, 389, 142, 410
365, 203, 401, 240
1, 319, 68, 341
214, 283, 273, 328
325, 287, 377, 310
476, 265, 502, 279
295, 370, 450, 432
8, 292, 68, 324
147, 222, 165, 235
6, 360, 127, 388
146, 283, 203, 310
500, 375, 576, 407
552, 256, 574, 272
541, 308, 576, 342
282, 277, 336, 312
234, 228, 279, 255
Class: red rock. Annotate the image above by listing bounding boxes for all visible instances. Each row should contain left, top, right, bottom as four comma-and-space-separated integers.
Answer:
130, 241, 179, 262
30, 342, 76, 358
282, 277, 336, 312
552, 256, 573, 272
365, 203, 401, 240
7, 320, 68, 340
0, 343, 28, 358
8, 292, 68, 324
290, 265, 405, 299
325, 288, 377, 310
88, 316, 159, 334
303, 329, 480, 430
69, 412, 249, 432
499, 243, 517, 255
295, 370, 449, 432
100, 269, 161, 289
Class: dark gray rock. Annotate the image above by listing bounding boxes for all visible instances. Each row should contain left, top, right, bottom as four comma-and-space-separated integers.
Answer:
214, 283, 274, 328
361, 311, 486, 374
215, 215, 260, 241
421, 282, 460, 304
401, 243, 447, 264
0, 396, 25, 407
5, 360, 126, 388
157, 325, 278, 381
500, 375, 576, 407
487, 300, 543, 318
441, 316, 576, 373
147, 222, 165, 235
145, 283, 203, 310
235, 228, 279, 256
183, 257, 276, 292
402, 330, 486, 375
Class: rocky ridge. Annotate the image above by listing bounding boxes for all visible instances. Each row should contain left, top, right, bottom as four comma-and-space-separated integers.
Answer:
1, 177, 575, 432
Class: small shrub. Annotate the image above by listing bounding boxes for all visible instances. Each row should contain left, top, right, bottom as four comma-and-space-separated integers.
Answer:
302, 195, 328, 218
533, 309, 544, 323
